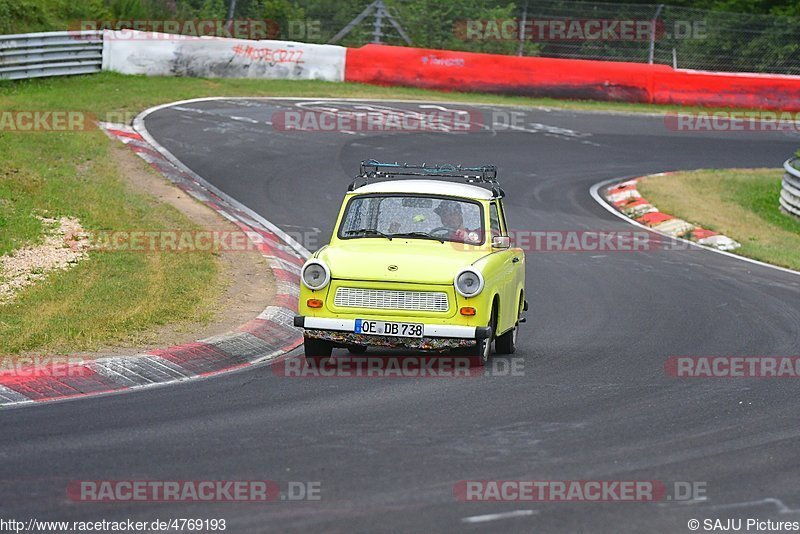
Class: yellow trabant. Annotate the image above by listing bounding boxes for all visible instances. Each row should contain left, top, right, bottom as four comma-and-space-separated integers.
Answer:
293, 161, 526, 366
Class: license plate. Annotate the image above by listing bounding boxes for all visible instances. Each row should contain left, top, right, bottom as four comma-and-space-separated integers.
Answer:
354, 319, 424, 338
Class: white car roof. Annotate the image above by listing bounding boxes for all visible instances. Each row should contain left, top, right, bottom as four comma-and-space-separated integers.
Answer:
352, 179, 494, 200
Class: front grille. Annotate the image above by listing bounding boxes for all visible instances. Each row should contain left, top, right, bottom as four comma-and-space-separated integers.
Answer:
334, 287, 449, 312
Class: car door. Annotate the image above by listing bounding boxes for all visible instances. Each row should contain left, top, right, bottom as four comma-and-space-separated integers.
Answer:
489, 201, 517, 334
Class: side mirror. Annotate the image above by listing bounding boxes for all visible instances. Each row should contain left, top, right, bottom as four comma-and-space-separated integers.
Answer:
491, 235, 510, 249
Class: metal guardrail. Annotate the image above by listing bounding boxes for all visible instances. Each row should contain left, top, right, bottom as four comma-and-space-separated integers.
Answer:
781, 158, 800, 219
0, 31, 103, 80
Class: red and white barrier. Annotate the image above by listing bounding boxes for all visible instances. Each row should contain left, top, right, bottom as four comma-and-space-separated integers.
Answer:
605, 177, 741, 251
102, 33, 800, 111
652, 69, 800, 110
345, 44, 800, 111
102, 30, 345, 81
345, 44, 662, 103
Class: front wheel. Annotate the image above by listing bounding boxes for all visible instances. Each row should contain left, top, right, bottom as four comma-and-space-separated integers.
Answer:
495, 323, 517, 354
496, 296, 523, 355
464, 311, 495, 367
304, 337, 332, 367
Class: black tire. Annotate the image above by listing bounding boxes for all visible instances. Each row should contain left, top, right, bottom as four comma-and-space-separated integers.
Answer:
496, 296, 523, 355
304, 337, 332, 367
347, 345, 368, 354
464, 310, 496, 367
495, 323, 517, 354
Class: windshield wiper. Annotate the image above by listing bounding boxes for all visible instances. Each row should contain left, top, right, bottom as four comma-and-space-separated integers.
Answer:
345, 228, 393, 240
390, 231, 445, 244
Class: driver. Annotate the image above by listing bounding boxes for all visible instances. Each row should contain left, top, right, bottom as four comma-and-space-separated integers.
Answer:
434, 201, 479, 243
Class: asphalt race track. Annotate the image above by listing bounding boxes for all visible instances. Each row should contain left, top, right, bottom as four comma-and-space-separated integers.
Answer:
2, 99, 800, 533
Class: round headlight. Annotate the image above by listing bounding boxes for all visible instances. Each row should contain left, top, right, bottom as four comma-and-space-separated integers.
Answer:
454, 268, 484, 298
302, 260, 330, 290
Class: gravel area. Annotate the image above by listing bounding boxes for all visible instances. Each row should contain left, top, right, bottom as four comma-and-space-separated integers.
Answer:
0, 216, 90, 304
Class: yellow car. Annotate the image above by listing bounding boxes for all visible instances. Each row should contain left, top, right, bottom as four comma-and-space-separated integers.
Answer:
293, 161, 526, 366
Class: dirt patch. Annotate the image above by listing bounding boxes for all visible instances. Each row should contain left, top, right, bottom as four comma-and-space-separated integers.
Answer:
0, 216, 90, 304
74, 142, 276, 358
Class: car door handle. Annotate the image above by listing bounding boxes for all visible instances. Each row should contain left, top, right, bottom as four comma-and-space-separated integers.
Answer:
512, 257, 520, 263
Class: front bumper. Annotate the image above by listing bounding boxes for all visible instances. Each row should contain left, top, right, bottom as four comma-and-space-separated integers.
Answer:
294, 316, 491, 350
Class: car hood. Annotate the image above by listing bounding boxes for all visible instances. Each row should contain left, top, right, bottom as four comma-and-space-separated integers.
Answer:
317, 239, 491, 284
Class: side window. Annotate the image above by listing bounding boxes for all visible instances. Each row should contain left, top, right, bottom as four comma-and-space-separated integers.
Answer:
497, 201, 509, 233
489, 203, 502, 238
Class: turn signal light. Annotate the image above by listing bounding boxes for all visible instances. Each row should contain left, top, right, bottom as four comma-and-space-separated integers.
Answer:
307, 299, 323, 308
460, 307, 476, 316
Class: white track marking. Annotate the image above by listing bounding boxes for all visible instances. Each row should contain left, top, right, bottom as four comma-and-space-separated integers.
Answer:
461, 510, 538, 523
711, 498, 800, 514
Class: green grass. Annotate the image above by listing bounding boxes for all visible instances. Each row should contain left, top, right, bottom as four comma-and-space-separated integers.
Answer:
0, 172, 43, 256
638, 169, 800, 270
0, 72, 789, 356
0, 126, 220, 355
0, 74, 241, 355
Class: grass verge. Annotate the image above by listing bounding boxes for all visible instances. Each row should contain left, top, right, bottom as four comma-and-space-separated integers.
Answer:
0, 130, 220, 355
638, 169, 800, 271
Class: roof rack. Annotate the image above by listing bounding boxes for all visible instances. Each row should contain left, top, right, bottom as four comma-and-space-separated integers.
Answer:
350, 160, 499, 192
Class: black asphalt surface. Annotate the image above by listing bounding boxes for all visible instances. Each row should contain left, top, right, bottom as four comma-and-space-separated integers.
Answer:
2, 99, 800, 533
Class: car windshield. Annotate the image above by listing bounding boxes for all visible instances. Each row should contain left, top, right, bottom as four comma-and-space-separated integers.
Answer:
339, 195, 485, 245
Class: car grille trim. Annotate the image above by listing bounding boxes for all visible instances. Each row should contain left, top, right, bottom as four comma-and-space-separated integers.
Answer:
334, 287, 450, 312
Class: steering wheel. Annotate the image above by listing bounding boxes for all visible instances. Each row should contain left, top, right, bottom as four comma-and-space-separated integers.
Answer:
428, 227, 454, 237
